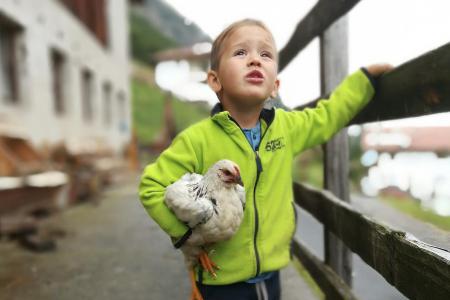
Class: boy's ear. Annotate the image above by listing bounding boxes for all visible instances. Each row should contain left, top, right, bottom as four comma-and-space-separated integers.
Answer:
270, 78, 280, 98
207, 70, 222, 93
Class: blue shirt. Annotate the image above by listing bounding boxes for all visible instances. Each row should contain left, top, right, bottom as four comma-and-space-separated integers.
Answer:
242, 120, 261, 151
242, 120, 275, 283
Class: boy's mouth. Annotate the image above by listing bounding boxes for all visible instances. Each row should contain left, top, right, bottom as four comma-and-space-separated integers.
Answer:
245, 70, 264, 83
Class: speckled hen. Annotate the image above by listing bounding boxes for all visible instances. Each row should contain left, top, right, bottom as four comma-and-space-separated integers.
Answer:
165, 159, 245, 300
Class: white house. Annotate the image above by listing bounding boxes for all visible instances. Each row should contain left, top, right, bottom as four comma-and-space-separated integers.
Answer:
0, 0, 130, 155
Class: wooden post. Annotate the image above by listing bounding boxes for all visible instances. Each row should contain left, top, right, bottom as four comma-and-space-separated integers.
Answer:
278, 0, 361, 71
320, 16, 353, 287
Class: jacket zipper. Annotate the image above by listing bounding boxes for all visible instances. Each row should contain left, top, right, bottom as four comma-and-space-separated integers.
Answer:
253, 149, 262, 275
228, 116, 270, 277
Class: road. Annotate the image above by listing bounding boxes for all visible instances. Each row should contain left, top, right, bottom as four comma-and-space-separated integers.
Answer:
0, 177, 317, 300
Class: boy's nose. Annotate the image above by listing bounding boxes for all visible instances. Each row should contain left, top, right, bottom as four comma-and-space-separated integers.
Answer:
247, 54, 261, 67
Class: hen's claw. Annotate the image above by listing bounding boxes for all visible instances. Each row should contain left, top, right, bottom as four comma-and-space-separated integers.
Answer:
199, 251, 219, 279
189, 268, 204, 300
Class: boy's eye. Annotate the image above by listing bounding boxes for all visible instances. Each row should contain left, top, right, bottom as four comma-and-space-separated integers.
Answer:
261, 51, 273, 58
234, 49, 246, 56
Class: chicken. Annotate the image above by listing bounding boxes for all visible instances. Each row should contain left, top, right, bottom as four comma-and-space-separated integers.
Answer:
165, 159, 246, 300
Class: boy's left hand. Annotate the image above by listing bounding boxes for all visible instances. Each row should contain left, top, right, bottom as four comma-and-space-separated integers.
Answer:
365, 63, 394, 77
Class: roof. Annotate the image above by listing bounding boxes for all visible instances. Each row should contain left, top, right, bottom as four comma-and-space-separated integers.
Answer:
362, 126, 450, 152
152, 43, 211, 62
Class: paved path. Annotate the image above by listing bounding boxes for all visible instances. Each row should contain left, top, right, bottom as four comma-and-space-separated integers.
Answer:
352, 194, 450, 251
0, 178, 318, 300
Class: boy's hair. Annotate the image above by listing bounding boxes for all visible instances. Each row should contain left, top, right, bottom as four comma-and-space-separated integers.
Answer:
210, 19, 276, 71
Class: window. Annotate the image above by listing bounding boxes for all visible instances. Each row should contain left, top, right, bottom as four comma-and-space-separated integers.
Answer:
51, 49, 67, 115
102, 82, 112, 126
81, 69, 94, 121
59, 0, 108, 46
117, 91, 128, 133
0, 20, 20, 103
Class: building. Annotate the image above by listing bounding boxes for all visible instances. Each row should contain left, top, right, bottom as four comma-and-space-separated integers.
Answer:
0, 0, 130, 155
361, 126, 450, 154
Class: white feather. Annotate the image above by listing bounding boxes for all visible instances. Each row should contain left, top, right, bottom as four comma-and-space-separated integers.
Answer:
164, 160, 246, 267
165, 173, 214, 228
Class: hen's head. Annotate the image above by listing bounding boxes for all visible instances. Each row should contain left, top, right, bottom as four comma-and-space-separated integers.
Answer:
210, 160, 243, 187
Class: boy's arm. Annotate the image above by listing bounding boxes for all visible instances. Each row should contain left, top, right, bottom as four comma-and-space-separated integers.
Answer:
287, 68, 377, 155
139, 130, 199, 239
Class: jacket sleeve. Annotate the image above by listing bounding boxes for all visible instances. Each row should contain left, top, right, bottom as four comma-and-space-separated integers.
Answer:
139, 130, 199, 238
286, 68, 375, 156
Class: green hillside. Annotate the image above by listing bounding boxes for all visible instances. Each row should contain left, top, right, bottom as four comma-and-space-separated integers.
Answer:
132, 79, 210, 145
129, 12, 178, 65
129, 8, 211, 146
130, 0, 211, 48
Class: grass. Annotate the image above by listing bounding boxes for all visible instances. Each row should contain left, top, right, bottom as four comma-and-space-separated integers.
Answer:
132, 80, 165, 144
381, 196, 450, 232
131, 79, 210, 145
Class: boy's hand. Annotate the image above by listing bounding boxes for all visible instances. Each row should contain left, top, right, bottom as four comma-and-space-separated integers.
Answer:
365, 63, 394, 77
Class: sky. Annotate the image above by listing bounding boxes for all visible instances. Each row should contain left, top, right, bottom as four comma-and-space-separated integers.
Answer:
161, 0, 450, 127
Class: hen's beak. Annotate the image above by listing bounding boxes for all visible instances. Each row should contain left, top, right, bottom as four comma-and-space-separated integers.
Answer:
235, 175, 244, 187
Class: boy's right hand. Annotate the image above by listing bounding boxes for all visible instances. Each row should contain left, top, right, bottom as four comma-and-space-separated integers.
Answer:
365, 63, 394, 77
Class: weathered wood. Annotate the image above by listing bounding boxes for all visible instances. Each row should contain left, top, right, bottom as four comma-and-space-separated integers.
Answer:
293, 182, 450, 300
292, 239, 358, 300
351, 42, 450, 124
320, 16, 353, 287
278, 0, 361, 71
294, 42, 450, 124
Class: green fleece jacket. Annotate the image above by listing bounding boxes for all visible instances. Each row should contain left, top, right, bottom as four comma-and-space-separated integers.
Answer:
139, 68, 375, 285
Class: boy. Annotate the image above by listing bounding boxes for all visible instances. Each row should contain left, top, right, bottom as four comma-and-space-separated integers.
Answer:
139, 19, 392, 300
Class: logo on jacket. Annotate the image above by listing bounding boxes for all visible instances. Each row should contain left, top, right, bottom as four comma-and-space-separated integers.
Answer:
265, 137, 285, 152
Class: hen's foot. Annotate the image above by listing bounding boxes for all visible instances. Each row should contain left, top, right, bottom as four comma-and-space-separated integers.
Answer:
189, 268, 203, 300
199, 251, 220, 279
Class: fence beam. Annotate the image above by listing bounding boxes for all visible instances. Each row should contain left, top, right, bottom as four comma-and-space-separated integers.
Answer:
293, 182, 450, 300
278, 0, 361, 72
294, 42, 450, 124
350, 42, 450, 124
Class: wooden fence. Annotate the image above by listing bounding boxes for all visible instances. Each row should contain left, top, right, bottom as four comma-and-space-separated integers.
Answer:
279, 0, 450, 299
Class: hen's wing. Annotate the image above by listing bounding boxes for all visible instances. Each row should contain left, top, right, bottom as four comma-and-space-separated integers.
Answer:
235, 184, 246, 210
165, 173, 214, 228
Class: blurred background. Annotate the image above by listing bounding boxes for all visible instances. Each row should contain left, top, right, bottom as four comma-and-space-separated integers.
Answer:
0, 0, 449, 299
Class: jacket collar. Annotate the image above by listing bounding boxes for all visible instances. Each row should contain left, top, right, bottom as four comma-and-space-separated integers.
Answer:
210, 103, 275, 128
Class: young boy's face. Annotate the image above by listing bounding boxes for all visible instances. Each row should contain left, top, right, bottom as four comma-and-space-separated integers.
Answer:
208, 25, 280, 108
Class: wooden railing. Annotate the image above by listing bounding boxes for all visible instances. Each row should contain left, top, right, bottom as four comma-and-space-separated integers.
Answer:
279, 0, 450, 299
295, 42, 450, 125
292, 183, 450, 299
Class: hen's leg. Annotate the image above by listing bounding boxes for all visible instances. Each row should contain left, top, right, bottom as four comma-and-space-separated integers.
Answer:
199, 250, 219, 279
189, 268, 203, 300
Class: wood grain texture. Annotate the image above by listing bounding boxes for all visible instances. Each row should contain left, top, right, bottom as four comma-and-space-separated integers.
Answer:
294, 43, 450, 124
278, 0, 361, 71
293, 182, 450, 300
